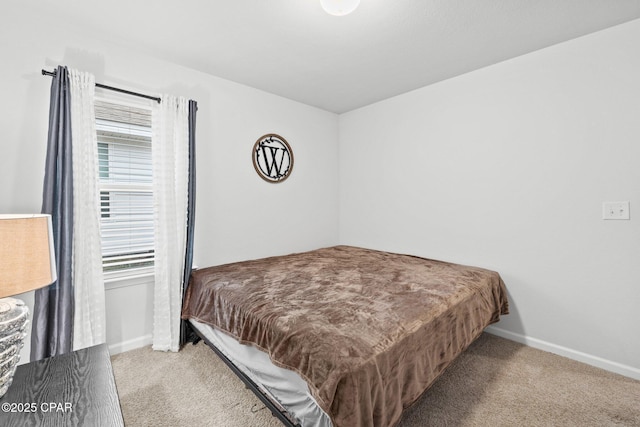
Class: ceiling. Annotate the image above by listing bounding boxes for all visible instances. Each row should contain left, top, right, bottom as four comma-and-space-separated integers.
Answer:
24, 0, 640, 113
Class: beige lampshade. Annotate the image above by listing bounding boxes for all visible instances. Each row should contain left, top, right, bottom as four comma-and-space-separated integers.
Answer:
0, 214, 57, 298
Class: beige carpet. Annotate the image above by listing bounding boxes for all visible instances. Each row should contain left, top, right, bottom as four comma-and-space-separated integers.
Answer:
111, 333, 640, 426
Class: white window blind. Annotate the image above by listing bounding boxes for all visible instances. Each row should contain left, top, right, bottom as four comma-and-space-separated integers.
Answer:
95, 100, 154, 278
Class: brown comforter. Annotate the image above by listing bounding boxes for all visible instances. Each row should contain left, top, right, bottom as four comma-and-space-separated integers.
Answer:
182, 246, 509, 427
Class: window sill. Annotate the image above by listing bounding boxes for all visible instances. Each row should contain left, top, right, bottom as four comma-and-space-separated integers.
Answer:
104, 270, 154, 290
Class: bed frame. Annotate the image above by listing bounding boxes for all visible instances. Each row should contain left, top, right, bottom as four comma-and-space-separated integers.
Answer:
188, 323, 301, 427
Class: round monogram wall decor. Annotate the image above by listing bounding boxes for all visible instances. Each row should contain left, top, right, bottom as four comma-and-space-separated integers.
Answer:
252, 134, 294, 183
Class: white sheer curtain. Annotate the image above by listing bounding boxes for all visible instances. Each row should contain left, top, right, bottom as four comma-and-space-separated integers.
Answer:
152, 95, 190, 352
68, 68, 106, 350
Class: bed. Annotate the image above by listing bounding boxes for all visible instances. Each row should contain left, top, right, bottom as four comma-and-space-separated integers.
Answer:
181, 245, 509, 427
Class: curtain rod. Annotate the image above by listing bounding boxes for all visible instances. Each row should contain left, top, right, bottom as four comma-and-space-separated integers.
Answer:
41, 69, 161, 104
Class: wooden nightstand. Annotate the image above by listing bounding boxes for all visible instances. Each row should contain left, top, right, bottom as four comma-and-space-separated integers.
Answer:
0, 343, 124, 426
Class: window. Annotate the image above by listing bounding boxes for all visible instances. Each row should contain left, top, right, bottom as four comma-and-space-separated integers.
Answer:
95, 100, 154, 280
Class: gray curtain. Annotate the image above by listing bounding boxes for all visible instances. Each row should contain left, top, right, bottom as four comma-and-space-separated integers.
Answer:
31, 65, 75, 361
180, 100, 197, 346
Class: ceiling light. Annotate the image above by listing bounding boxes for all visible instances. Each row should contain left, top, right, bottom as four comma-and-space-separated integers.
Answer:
320, 0, 360, 16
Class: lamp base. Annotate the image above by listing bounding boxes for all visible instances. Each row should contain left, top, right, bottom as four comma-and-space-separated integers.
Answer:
0, 297, 29, 398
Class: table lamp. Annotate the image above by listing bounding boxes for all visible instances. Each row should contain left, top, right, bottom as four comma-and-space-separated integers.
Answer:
0, 214, 57, 398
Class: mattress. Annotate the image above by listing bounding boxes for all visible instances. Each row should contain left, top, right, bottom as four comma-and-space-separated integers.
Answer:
182, 245, 509, 426
189, 319, 332, 427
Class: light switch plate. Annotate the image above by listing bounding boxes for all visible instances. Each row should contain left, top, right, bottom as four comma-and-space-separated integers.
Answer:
602, 201, 630, 220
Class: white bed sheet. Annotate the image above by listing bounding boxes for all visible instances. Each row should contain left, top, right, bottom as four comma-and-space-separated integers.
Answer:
190, 319, 332, 427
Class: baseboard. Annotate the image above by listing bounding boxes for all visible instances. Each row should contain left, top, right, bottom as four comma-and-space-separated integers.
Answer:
108, 334, 153, 355
107, 328, 640, 380
485, 326, 640, 380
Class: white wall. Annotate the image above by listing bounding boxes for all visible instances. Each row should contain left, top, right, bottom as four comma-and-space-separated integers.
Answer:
339, 19, 640, 378
1, 6, 339, 361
